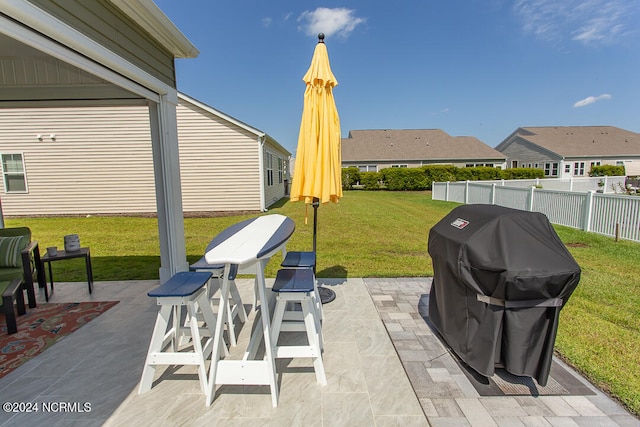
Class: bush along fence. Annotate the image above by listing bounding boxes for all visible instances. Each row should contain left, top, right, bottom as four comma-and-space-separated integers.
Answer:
341, 165, 628, 193
341, 165, 545, 191
432, 178, 640, 242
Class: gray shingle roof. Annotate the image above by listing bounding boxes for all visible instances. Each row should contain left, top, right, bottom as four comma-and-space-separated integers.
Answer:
342, 129, 506, 162
499, 126, 640, 157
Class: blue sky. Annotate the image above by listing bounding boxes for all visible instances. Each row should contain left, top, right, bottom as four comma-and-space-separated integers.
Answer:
154, 0, 639, 154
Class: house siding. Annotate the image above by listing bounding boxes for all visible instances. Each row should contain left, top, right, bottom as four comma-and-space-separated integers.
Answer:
0, 98, 290, 216
262, 144, 288, 208
27, 0, 176, 87
499, 137, 561, 167
0, 104, 157, 215
176, 102, 262, 212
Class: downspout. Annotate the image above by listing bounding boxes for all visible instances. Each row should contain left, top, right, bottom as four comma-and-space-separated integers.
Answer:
258, 135, 267, 211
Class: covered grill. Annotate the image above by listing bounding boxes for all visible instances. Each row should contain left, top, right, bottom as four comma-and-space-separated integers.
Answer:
427, 204, 580, 386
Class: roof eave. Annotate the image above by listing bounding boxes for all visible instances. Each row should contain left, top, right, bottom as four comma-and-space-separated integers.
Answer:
109, 0, 199, 58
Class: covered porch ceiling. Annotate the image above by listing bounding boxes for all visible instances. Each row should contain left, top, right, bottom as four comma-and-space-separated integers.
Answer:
0, 32, 144, 104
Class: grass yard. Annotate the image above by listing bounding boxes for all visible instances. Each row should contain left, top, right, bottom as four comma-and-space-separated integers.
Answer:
7, 190, 639, 415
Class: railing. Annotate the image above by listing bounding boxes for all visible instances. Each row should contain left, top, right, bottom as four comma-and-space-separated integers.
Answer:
432, 178, 640, 242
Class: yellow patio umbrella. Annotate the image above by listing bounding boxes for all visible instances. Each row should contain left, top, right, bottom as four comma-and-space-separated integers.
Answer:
290, 33, 342, 254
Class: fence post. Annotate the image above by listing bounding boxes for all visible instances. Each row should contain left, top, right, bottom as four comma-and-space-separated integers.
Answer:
445, 181, 450, 201
491, 183, 496, 205
569, 176, 574, 192
583, 190, 595, 232
528, 186, 535, 211
464, 181, 470, 204
603, 175, 609, 193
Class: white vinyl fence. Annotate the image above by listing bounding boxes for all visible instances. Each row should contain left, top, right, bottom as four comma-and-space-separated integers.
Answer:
432, 176, 640, 242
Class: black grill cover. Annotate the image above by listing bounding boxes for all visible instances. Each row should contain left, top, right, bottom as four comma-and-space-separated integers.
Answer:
428, 204, 580, 386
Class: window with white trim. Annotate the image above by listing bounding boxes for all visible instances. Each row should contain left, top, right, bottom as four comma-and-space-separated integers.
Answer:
1, 153, 27, 193
266, 152, 274, 186
573, 162, 585, 176
357, 165, 377, 172
278, 158, 283, 184
544, 162, 559, 176
391, 164, 408, 168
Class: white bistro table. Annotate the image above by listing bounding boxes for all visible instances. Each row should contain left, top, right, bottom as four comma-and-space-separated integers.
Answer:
204, 214, 295, 407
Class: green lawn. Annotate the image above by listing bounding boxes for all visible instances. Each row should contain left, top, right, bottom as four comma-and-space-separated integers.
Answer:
8, 190, 639, 415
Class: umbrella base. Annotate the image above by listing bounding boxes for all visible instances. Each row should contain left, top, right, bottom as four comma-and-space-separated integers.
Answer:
318, 286, 336, 304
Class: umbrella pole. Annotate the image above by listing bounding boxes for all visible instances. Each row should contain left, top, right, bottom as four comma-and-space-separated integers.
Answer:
312, 198, 319, 254
312, 197, 336, 304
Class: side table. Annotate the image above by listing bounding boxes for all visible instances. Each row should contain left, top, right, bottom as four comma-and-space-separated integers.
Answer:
41, 247, 94, 301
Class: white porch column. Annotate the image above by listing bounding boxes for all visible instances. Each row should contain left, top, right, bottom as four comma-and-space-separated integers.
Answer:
149, 93, 188, 282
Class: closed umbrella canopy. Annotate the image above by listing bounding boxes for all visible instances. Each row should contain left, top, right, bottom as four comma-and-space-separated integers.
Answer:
290, 34, 342, 205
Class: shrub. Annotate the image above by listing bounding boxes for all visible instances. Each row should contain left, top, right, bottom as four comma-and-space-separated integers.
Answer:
501, 167, 544, 180
360, 172, 381, 190
468, 166, 504, 181
422, 165, 457, 188
341, 167, 360, 190
590, 165, 625, 177
360, 165, 546, 191
380, 167, 429, 190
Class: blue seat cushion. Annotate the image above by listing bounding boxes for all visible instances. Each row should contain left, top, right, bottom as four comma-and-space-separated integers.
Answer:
148, 271, 212, 298
189, 259, 238, 280
189, 257, 224, 272
281, 251, 316, 268
272, 268, 315, 293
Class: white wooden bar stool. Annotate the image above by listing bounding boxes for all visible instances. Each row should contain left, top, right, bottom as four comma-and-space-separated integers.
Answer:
190, 259, 247, 346
139, 271, 219, 396
270, 268, 326, 385
281, 251, 323, 322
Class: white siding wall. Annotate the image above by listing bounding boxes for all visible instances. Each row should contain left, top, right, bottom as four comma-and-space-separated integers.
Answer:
0, 105, 157, 215
176, 102, 262, 212
0, 100, 287, 216
262, 144, 288, 208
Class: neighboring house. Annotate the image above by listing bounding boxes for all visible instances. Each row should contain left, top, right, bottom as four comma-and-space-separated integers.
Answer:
0, 93, 290, 215
341, 129, 507, 172
0, 0, 200, 279
495, 126, 640, 179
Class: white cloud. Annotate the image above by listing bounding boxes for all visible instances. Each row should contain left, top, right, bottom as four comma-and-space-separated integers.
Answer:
513, 0, 636, 46
573, 93, 612, 108
262, 17, 272, 28
297, 7, 365, 39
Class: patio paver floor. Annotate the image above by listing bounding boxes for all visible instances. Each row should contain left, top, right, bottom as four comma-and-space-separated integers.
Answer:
0, 277, 636, 426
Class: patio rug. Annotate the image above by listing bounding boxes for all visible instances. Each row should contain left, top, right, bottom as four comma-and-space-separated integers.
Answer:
0, 301, 118, 379
454, 354, 595, 397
